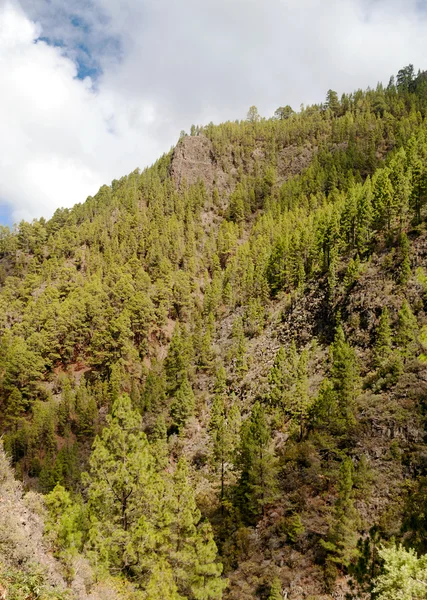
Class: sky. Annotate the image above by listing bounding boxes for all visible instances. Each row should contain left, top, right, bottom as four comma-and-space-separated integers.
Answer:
1, 0, 427, 225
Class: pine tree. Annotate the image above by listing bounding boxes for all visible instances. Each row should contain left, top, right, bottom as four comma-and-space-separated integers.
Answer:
374, 544, 427, 600
373, 307, 403, 388
191, 522, 228, 600
268, 577, 283, 600
44, 483, 85, 555
246, 105, 260, 123
322, 458, 360, 584
355, 178, 373, 254
268, 343, 298, 408
327, 250, 338, 298
267, 343, 311, 437
84, 394, 158, 575
372, 168, 396, 231
243, 297, 265, 337
274, 105, 294, 120
237, 402, 278, 521
210, 394, 228, 503
397, 232, 411, 286
326, 89, 340, 117
75, 381, 97, 438
170, 457, 200, 556
146, 560, 183, 600
228, 185, 246, 223
341, 188, 359, 250
396, 64, 415, 92
410, 157, 427, 224
230, 316, 247, 374
374, 307, 393, 369
199, 323, 215, 370
141, 360, 167, 412
330, 326, 359, 428
268, 347, 288, 407
397, 300, 418, 360
209, 393, 241, 504
168, 458, 226, 598
291, 347, 311, 440
170, 376, 196, 431
5, 388, 27, 423
151, 414, 169, 469
214, 364, 227, 395
389, 148, 412, 230
109, 362, 122, 403
165, 323, 193, 392
57, 378, 74, 436
343, 256, 360, 289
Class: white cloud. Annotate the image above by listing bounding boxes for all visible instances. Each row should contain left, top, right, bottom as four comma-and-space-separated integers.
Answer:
0, 1, 166, 223
2, 0, 427, 222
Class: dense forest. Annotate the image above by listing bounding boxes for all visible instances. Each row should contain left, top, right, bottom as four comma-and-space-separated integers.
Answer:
2, 64, 427, 598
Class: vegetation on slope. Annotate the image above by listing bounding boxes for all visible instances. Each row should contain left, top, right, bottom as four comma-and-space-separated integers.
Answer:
2, 64, 427, 598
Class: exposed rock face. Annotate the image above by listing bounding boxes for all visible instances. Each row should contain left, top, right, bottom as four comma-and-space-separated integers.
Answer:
0, 443, 124, 599
170, 135, 318, 197
0, 443, 66, 590
169, 135, 228, 192
277, 144, 316, 182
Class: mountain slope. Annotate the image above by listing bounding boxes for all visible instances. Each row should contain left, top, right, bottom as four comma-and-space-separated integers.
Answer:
1, 65, 427, 598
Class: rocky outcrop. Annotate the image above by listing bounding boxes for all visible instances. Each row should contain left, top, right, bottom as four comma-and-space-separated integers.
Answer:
277, 144, 316, 183
169, 135, 229, 193
170, 135, 319, 197
0, 443, 66, 592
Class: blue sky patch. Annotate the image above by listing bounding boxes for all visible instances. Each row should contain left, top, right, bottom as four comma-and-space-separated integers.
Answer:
70, 14, 90, 34
0, 204, 13, 228
31, 4, 124, 82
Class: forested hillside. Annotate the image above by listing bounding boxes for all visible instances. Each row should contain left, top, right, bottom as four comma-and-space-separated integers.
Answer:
2, 65, 427, 599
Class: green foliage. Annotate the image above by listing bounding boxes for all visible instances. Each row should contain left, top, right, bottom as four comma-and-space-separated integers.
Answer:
236, 402, 278, 522
141, 360, 167, 412
375, 307, 393, 368
329, 326, 359, 428
3, 64, 427, 598
145, 560, 183, 600
279, 513, 305, 543
372, 307, 403, 389
166, 324, 194, 392
374, 544, 427, 600
0, 564, 69, 600
170, 376, 196, 431
151, 414, 169, 469
209, 391, 241, 503
343, 255, 360, 289
44, 484, 85, 554
84, 394, 159, 575
81, 398, 225, 596
372, 168, 396, 231
246, 106, 260, 123
326, 89, 340, 117
170, 458, 227, 599
243, 297, 265, 337
402, 477, 427, 553
321, 457, 360, 586
311, 326, 360, 433
351, 526, 383, 594
229, 316, 247, 374
268, 342, 311, 438
190, 522, 228, 599
397, 300, 419, 359
274, 105, 294, 120
268, 577, 283, 600
397, 64, 416, 92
